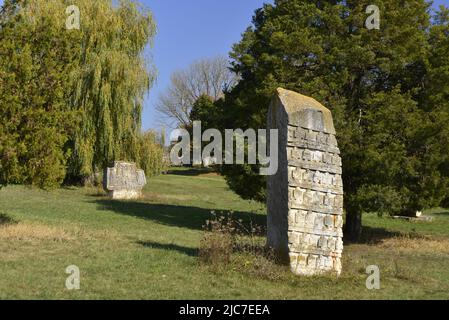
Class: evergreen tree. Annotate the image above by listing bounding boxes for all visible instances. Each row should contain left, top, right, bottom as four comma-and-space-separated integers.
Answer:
0, 0, 80, 188
424, 6, 449, 207
190, 95, 221, 130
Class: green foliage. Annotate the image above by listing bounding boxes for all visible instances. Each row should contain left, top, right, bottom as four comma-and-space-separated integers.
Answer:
136, 131, 168, 178
215, 0, 449, 220
65, 0, 157, 181
0, 0, 157, 187
190, 95, 219, 129
425, 6, 449, 207
0, 0, 80, 189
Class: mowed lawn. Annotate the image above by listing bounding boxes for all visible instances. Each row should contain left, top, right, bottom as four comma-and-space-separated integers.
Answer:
1, 168, 449, 300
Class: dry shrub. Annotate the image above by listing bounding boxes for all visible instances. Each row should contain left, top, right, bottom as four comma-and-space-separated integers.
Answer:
199, 232, 234, 271
199, 212, 235, 270
199, 211, 283, 280
232, 249, 284, 281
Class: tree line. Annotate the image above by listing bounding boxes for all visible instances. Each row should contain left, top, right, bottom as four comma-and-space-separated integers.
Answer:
0, 0, 166, 189
165, 0, 449, 241
2, 0, 449, 242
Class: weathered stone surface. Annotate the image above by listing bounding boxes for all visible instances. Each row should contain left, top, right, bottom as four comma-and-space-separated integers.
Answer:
267, 88, 344, 276
103, 161, 146, 200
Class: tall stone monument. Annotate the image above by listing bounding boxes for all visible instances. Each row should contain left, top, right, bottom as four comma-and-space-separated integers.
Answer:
103, 161, 146, 200
267, 88, 344, 276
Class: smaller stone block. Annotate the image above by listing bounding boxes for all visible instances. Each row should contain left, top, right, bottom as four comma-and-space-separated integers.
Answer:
103, 161, 146, 200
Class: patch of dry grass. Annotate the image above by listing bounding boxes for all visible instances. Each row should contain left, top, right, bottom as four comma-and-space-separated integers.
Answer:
0, 219, 124, 265
341, 233, 449, 287
378, 235, 449, 255
0, 222, 122, 243
0, 223, 74, 242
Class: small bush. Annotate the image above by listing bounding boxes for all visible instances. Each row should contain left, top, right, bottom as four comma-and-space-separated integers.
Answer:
198, 212, 235, 271
231, 250, 284, 281
199, 211, 284, 280
136, 130, 168, 178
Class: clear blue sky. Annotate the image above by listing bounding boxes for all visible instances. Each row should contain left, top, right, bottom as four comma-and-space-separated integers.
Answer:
141, 0, 270, 131
0, 0, 447, 131
140, 0, 449, 131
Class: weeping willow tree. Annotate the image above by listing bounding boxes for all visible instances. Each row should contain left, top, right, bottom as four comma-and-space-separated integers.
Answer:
66, 0, 157, 182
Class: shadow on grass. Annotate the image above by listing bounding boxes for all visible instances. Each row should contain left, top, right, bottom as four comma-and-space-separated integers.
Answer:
136, 241, 198, 257
167, 167, 217, 177
430, 209, 449, 217
354, 226, 425, 245
0, 213, 18, 226
94, 199, 266, 231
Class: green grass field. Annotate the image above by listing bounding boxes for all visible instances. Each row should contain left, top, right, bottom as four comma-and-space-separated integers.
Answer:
1, 168, 449, 299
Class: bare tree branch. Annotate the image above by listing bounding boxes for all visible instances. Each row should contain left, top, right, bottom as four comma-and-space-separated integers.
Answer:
156, 56, 238, 129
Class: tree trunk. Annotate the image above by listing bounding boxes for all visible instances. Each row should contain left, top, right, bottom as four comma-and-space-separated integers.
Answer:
344, 210, 362, 242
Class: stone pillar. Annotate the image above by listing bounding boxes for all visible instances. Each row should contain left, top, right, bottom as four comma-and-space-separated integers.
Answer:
267, 88, 344, 276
